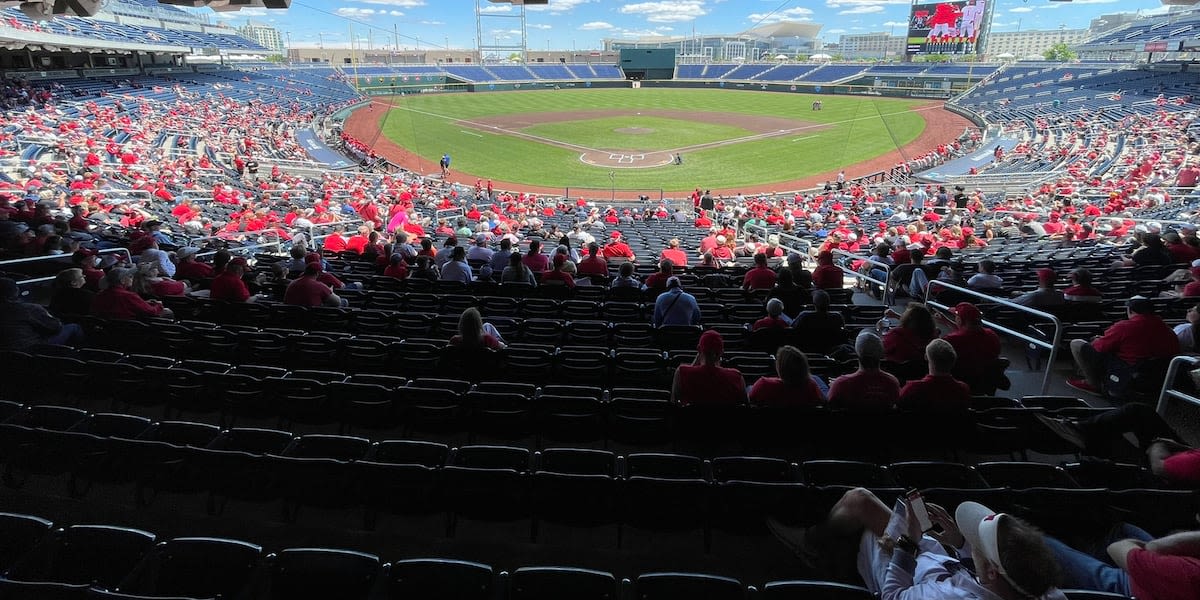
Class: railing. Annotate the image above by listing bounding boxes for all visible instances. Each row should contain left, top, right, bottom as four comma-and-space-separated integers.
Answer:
923, 280, 1063, 395
741, 223, 812, 257
186, 230, 284, 254
833, 249, 892, 307
7, 247, 133, 287
1157, 355, 1200, 417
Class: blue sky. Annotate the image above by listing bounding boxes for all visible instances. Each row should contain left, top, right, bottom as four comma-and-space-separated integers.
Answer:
206, 0, 1173, 49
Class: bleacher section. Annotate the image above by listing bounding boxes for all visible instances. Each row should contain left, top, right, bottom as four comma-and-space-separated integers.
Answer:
0, 7, 269, 52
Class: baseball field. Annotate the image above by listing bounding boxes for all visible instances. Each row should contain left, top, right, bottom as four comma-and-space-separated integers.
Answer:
358, 88, 947, 192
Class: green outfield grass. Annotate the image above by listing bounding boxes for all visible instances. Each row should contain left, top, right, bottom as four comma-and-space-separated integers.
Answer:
376, 88, 930, 190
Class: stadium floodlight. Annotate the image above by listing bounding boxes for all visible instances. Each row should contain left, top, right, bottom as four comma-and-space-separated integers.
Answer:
0, 0, 288, 19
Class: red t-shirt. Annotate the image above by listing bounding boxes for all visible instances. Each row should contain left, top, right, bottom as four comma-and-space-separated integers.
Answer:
752, 316, 790, 331
523, 252, 550, 273
602, 242, 634, 259
812, 264, 843, 289
1092, 314, 1180, 365
943, 326, 1002, 377
742, 266, 777, 290
748, 376, 823, 408
577, 256, 608, 277
828, 369, 901, 411
660, 248, 688, 267
323, 235, 347, 253
91, 287, 163, 320
675, 364, 745, 407
884, 326, 932, 364
449, 334, 503, 349
541, 270, 575, 288
1163, 448, 1200, 486
1126, 547, 1200, 600
897, 374, 971, 412
1184, 281, 1200, 297
284, 276, 333, 307
149, 279, 186, 297
384, 263, 408, 279
209, 271, 250, 302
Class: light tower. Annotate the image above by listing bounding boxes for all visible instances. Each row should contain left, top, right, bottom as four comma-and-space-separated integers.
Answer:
476, 0, 547, 63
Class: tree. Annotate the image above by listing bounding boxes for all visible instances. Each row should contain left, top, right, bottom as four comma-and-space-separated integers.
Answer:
1043, 42, 1077, 62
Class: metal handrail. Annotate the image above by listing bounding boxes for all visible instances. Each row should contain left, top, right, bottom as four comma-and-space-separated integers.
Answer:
833, 249, 892, 306
923, 280, 1063, 394
742, 223, 812, 256
1157, 355, 1200, 417
0, 246, 130, 268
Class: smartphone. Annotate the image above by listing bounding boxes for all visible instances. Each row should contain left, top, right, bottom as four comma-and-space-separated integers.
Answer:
906, 489, 940, 533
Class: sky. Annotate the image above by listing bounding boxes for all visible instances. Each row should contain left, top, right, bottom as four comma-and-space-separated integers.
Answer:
201, 0, 1178, 49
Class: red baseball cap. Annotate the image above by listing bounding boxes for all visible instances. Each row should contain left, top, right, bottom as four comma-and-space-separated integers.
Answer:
697, 330, 724, 355
952, 302, 982, 323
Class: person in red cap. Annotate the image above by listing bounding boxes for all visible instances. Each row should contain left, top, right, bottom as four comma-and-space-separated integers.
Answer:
897, 339, 972, 411
1013, 268, 1065, 308
602, 231, 635, 261
811, 250, 843, 290
284, 263, 343, 307
940, 301, 1003, 392
670, 329, 746, 407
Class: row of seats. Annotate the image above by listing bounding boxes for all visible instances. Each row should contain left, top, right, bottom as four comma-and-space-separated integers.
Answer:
1, 346, 1097, 457
0, 511, 893, 600
0, 403, 1192, 545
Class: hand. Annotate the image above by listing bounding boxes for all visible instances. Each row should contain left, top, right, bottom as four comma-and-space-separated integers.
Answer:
927, 503, 964, 548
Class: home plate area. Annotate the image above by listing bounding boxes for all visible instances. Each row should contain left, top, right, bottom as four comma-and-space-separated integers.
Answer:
579, 150, 676, 168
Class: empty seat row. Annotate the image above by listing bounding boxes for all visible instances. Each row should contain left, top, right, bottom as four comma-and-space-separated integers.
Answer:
0, 402, 1191, 539
0, 511, 899, 600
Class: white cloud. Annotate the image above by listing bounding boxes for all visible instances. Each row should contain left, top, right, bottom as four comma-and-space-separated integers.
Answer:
611, 27, 669, 38
826, 0, 908, 7
827, 28, 847, 33
747, 7, 814, 23
655, 25, 674, 31
881, 20, 906, 26
620, 1, 708, 23
1008, 7, 1033, 12
528, 23, 553, 29
839, 5, 884, 15
527, 0, 595, 12
478, 4, 512, 13
419, 20, 444, 25
353, 0, 424, 6
336, 7, 378, 16
579, 21, 614, 30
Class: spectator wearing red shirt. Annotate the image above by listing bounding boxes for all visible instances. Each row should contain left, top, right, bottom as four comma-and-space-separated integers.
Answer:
449, 307, 506, 349
659, 238, 689, 267
811, 251, 843, 290
1183, 267, 1200, 298
541, 254, 576, 289
1165, 232, 1200, 265
522, 239, 550, 273
897, 339, 971, 412
577, 243, 609, 278
174, 247, 214, 283
742, 253, 777, 290
941, 302, 1002, 391
748, 345, 826, 407
1069, 297, 1180, 396
91, 268, 166, 320
829, 331, 900, 411
1063, 268, 1103, 303
284, 264, 342, 307
322, 227, 348, 253
671, 330, 747, 407
209, 261, 251, 302
752, 298, 793, 331
602, 231, 635, 261
383, 253, 408, 279
642, 259, 675, 293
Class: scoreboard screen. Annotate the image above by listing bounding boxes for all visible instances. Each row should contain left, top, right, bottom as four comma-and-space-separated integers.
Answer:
905, 0, 989, 56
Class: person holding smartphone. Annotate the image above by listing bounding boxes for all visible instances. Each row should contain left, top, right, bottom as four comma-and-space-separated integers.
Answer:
768, 488, 1066, 600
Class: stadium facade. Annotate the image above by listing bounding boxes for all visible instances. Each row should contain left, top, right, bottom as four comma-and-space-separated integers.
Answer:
603, 21, 823, 63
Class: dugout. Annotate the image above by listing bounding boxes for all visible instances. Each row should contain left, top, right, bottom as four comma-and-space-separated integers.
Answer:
619, 48, 675, 81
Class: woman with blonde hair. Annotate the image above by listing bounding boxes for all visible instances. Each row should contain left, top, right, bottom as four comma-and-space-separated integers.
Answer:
132, 261, 188, 298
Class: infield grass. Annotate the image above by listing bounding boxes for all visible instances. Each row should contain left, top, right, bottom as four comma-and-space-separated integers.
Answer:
376, 88, 929, 190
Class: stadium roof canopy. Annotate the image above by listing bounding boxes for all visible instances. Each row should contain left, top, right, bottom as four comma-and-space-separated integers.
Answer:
741, 21, 823, 39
